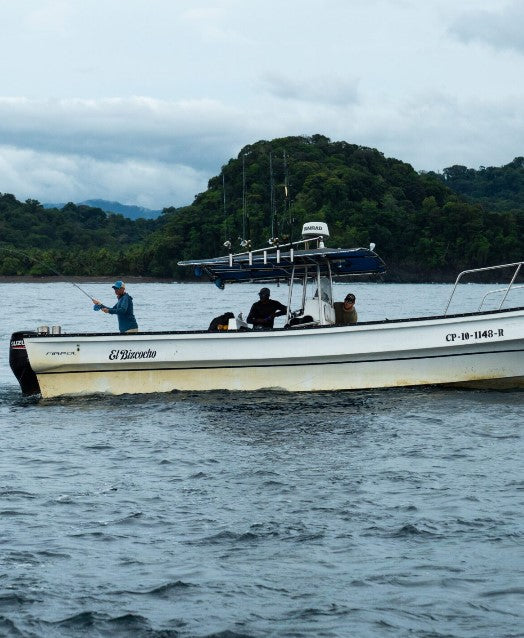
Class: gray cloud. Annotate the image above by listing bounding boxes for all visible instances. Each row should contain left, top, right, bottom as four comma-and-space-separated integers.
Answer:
0, 145, 210, 210
0, 97, 244, 170
1, 2, 524, 209
0, 97, 252, 207
450, 1, 524, 54
358, 91, 524, 172
262, 73, 360, 106
1, 89, 524, 209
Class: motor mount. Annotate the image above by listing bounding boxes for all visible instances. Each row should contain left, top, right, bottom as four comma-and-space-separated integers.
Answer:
9, 331, 41, 395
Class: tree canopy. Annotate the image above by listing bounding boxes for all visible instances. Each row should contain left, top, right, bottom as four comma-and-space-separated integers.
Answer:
1, 135, 523, 281
0, 196, 159, 276
428, 157, 524, 212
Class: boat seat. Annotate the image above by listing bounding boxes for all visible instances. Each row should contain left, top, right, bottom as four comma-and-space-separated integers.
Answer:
285, 299, 336, 328
302, 299, 336, 326
287, 315, 316, 328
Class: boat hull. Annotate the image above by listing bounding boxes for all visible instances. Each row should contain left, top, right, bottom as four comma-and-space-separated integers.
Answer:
34, 352, 523, 397
16, 308, 524, 397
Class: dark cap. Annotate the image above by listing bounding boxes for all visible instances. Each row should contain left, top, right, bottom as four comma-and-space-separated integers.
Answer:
344, 293, 355, 303
259, 287, 270, 297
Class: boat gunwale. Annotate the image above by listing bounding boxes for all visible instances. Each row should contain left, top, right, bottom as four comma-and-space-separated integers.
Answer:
18, 305, 524, 339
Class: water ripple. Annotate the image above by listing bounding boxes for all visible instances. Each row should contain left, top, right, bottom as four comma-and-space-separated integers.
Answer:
0, 282, 522, 637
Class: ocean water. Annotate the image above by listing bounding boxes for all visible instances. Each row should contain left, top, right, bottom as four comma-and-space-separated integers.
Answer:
0, 281, 522, 638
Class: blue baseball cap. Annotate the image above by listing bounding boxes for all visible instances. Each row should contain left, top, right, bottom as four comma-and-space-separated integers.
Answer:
112, 280, 125, 289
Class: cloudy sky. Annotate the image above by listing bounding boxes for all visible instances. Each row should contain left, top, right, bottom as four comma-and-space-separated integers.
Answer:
1, 0, 523, 209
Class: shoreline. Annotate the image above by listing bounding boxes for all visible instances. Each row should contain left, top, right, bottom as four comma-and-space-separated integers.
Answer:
0, 275, 511, 285
0, 276, 488, 285
0, 275, 179, 284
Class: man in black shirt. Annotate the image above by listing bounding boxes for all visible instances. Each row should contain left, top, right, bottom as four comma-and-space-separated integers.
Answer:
247, 287, 287, 329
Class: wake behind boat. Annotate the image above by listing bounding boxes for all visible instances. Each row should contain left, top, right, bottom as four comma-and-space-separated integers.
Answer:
9, 222, 524, 398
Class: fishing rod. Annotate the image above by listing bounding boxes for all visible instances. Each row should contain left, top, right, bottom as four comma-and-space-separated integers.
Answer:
0, 246, 97, 303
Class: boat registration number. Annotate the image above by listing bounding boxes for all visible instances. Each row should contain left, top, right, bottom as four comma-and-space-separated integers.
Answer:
445, 328, 504, 342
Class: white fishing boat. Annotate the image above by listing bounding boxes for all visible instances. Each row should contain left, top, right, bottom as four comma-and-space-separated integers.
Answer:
9, 222, 524, 398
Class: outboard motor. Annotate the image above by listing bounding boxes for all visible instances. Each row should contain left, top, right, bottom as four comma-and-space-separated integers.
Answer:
9, 332, 41, 395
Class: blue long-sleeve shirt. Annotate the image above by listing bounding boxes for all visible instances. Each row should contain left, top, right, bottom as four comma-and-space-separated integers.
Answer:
104, 293, 138, 333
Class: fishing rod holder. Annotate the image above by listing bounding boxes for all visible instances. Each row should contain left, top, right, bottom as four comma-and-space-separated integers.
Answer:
36, 325, 62, 334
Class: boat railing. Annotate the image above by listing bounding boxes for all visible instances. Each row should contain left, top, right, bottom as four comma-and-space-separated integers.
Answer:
443, 261, 523, 316
478, 285, 524, 311
224, 235, 325, 267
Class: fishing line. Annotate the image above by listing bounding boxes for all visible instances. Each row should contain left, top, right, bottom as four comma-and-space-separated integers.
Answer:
0, 246, 97, 302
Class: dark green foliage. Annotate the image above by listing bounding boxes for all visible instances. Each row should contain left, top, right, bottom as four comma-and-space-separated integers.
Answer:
428, 157, 524, 212
1, 136, 523, 280
145, 135, 522, 279
0, 195, 159, 276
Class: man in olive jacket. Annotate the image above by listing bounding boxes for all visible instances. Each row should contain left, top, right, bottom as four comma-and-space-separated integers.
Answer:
334, 293, 358, 325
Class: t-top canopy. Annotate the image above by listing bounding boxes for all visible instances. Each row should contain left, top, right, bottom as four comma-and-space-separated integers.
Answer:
179, 245, 386, 286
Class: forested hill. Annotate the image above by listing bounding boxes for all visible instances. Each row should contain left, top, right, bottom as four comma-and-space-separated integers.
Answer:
1, 135, 523, 281
428, 157, 524, 212
0, 197, 158, 276
143, 135, 523, 280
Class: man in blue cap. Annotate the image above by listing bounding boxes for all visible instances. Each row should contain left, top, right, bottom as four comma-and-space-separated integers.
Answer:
93, 281, 139, 333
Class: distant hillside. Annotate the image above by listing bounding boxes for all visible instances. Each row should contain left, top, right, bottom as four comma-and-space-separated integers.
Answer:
0, 196, 160, 276
426, 157, 524, 212
44, 199, 162, 220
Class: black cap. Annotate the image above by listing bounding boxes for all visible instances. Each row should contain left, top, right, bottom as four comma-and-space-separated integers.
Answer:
345, 293, 355, 302
259, 287, 270, 297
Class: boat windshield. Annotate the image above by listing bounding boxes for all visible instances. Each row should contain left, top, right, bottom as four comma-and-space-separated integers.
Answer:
312, 276, 333, 304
